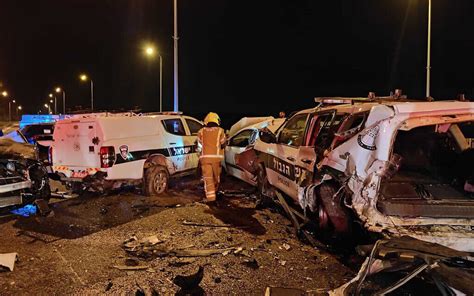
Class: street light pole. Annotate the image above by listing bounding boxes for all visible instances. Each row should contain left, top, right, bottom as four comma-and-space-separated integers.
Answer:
144, 46, 163, 112
55, 87, 66, 114
62, 90, 66, 114
8, 101, 11, 121
159, 54, 163, 112
426, 0, 432, 98
173, 0, 179, 112
90, 79, 94, 112
79, 74, 94, 112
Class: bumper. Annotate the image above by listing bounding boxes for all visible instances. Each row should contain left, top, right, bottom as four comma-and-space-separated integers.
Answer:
52, 166, 104, 180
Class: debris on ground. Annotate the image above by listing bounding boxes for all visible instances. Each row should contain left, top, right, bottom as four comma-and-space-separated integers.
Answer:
264, 286, 306, 296
218, 189, 255, 198
330, 236, 474, 295
34, 199, 51, 216
104, 280, 113, 291
173, 266, 205, 295
0, 253, 18, 271
113, 265, 150, 271
282, 243, 291, 251
241, 258, 259, 270
182, 220, 232, 228
10, 204, 36, 217
122, 235, 236, 259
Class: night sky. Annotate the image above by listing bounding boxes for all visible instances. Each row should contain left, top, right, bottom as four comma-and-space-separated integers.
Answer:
1, 0, 474, 127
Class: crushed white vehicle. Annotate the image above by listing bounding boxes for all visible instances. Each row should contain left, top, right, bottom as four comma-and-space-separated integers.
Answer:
0, 139, 50, 208
51, 112, 203, 195
239, 94, 474, 251
224, 117, 285, 185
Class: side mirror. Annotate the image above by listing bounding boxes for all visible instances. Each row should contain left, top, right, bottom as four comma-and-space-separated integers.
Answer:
259, 128, 277, 144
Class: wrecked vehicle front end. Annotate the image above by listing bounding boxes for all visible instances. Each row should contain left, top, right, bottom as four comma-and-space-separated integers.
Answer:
319, 102, 474, 252
0, 139, 50, 208
242, 101, 474, 252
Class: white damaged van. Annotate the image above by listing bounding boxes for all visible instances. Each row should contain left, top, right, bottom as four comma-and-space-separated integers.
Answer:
51, 112, 203, 195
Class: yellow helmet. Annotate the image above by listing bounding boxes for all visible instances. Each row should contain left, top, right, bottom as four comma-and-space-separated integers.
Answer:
204, 112, 220, 125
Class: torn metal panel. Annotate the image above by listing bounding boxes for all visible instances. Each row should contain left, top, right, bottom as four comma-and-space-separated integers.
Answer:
0, 252, 17, 271
329, 237, 474, 296
234, 148, 259, 175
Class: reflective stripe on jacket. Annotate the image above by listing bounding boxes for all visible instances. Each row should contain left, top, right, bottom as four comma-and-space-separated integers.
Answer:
197, 127, 226, 160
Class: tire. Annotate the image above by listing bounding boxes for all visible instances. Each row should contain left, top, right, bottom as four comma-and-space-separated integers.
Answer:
28, 163, 51, 201
317, 183, 351, 237
255, 163, 274, 208
144, 165, 169, 196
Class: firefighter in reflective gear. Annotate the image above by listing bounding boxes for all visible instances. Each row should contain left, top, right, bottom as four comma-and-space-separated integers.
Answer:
197, 112, 226, 201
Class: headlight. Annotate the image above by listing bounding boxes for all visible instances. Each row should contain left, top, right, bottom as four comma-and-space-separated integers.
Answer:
6, 162, 16, 172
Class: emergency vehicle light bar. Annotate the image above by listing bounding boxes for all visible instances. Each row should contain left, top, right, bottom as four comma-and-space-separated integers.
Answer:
314, 97, 372, 105
146, 111, 183, 115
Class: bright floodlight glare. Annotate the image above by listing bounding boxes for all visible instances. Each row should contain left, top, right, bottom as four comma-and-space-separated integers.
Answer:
55, 87, 61, 93
44, 104, 48, 108
50, 99, 53, 103
2, 91, 7, 97
145, 46, 155, 56
49, 93, 53, 98
12, 100, 16, 103
80, 74, 88, 81
18, 106, 22, 110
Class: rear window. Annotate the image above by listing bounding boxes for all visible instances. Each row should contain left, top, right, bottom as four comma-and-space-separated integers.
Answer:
162, 119, 186, 136
21, 124, 54, 143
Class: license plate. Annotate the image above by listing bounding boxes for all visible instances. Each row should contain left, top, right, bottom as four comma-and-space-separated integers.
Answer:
71, 171, 89, 178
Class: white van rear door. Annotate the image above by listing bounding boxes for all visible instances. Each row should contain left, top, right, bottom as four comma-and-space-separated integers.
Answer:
54, 120, 99, 168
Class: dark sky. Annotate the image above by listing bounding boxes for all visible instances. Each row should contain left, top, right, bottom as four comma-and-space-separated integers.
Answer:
1, 0, 474, 126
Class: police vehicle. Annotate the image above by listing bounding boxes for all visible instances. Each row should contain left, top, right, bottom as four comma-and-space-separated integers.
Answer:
247, 93, 474, 251
51, 112, 203, 195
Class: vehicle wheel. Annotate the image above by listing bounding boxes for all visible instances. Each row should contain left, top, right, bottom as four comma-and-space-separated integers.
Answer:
256, 163, 274, 208
28, 164, 51, 201
317, 183, 351, 238
144, 165, 169, 196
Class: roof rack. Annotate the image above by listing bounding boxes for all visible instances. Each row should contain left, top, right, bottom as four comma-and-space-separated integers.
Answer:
68, 112, 138, 119
314, 89, 410, 105
145, 111, 183, 116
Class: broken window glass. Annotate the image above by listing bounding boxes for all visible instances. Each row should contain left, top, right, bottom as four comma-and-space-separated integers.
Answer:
278, 114, 308, 147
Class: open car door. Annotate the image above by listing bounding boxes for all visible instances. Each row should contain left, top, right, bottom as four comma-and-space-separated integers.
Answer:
295, 109, 339, 186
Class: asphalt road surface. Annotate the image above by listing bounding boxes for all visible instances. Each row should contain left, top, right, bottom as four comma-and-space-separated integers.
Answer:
0, 176, 356, 295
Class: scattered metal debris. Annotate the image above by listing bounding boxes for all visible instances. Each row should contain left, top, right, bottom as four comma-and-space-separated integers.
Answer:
330, 236, 474, 295
173, 266, 205, 295
113, 265, 150, 271
122, 236, 236, 259
264, 286, 306, 296
182, 220, 232, 228
0, 253, 17, 271
241, 258, 259, 270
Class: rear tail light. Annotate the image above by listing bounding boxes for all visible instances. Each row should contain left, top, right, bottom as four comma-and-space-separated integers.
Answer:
99, 146, 116, 168
48, 146, 53, 164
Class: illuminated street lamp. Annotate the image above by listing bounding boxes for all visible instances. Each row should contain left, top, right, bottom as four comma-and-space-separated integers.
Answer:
44, 103, 51, 114
144, 44, 163, 112
16, 105, 22, 117
2, 91, 14, 121
79, 74, 94, 111
49, 93, 57, 114
55, 87, 66, 114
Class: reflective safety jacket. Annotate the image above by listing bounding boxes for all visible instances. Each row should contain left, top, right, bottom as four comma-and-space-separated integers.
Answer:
197, 126, 226, 162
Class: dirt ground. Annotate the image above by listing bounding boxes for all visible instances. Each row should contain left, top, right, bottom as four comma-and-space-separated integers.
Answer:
0, 176, 357, 295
